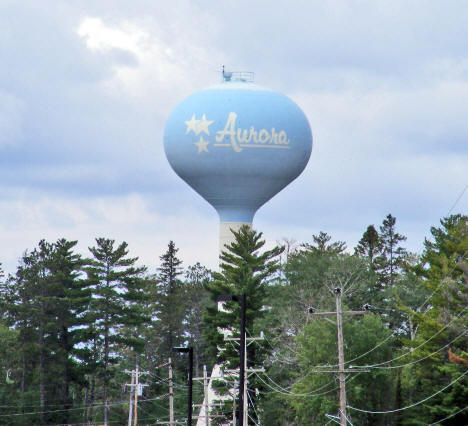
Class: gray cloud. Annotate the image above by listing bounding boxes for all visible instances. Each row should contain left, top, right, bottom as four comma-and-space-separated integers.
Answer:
1, 0, 467, 274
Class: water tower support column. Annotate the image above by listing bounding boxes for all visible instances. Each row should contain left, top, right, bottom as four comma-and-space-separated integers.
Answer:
219, 222, 251, 254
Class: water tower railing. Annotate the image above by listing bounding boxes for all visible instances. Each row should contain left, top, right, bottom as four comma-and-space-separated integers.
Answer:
222, 71, 254, 82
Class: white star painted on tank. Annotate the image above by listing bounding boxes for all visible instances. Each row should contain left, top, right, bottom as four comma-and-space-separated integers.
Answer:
194, 136, 209, 153
185, 115, 200, 134
197, 114, 214, 135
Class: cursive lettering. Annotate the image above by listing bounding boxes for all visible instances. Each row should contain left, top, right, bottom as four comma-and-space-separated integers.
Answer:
215, 112, 290, 152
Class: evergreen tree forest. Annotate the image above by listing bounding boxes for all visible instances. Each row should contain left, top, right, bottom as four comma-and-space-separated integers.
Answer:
0, 214, 466, 425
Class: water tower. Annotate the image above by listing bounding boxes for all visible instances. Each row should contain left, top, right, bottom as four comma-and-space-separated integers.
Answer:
164, 71, 313, 425
164, 71, 312, 251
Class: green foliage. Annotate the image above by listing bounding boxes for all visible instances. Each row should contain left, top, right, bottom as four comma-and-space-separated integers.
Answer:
0, 239, 92, 424
258, 234, 375, 425
291, 314, 394, 425
204, 226, 283, 363
156, 240, 185, 357
283, 233, 350, 314
86, 237, 148, 424
399, 214, 468, 425
184, 263, 213, 375
284, 239, 374, 319
301, 231, 347, 255
0, 216, 464, 425
355, 216, 416, 333
203, 225, 283, 424
0, 323, 21, 422
379, 214, 407, 288
354, 225, 383, 271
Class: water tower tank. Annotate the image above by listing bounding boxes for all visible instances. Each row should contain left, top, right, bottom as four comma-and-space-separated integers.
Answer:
164, 72, 312, 251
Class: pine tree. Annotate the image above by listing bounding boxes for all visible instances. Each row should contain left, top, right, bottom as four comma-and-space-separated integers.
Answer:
379, 214, 407, 288
203, 225, 283, 424
401, 214, 468, 425
86, 238, 148, 425
292, 314, 394, 425
0, 240, 90, 424
184, 263, 212, 375
354, 224, 391, 312
355, 224, 385, 272
302, 231, 346, 254
283, 232, 353, 321
0, 263, 10, 321
156, 240, 184, 357
0, 321, 21, 421
0, 253, 42, 424
44, 239, 90, 425
261, 238, 375, 425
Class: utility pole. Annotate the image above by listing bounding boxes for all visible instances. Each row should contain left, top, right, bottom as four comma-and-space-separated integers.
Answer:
310, 288, 370, 426
124, 364, 149, 426
194, 367, 233, 425
126, 370, 135, 426
218, 293, 246, 426
155, 359, 186, 426
153, 359, 175, 424
232, 391, 237, 426
133, 364, 139, 426
224, 332, 265, 425
193, 365, 210, 425
203, 365, 209, 426
169, 358, 174, 425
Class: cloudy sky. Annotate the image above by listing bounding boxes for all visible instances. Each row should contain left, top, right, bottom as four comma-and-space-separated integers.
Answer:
1, 0, 467, 275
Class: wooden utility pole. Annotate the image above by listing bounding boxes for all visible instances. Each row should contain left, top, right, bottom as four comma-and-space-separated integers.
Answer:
133, 364, 139, 426
127, 370, 134, 426
124, 364, 149, 426
193, 365, 210, 425
169, 358, 174, 425
310, 288, 370, 426
154, 359, 180, 425
232, 396, 237, 425
335, 288, 347, 425
153, 359, 175, 424
203, 365, 209, 426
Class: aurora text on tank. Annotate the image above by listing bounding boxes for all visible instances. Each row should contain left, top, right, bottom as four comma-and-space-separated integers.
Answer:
214, 112, 290, 152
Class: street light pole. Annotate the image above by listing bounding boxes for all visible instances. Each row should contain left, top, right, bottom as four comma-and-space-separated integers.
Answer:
173, 346, 193, 426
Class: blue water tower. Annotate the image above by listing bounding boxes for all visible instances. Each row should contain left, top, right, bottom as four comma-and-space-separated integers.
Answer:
164, 71, 312, 251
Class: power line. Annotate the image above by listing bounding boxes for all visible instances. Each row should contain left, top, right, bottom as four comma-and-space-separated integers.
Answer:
255, 371, 362, 399
317, 309, 467, 372
261, 368, 335, 395
262, 330, 337, 391
353, 307, 467, 369
0, 394, 170, 418
247, 388, 261, 425
416, 248, 468, 312
313, 254, 467, 370
428, 405, 468, 425
347, 369, 468, 415
253, 371, 339, 398
308, 287, 370, 425
362, 329, 467, 370
447, 184, 468, 215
